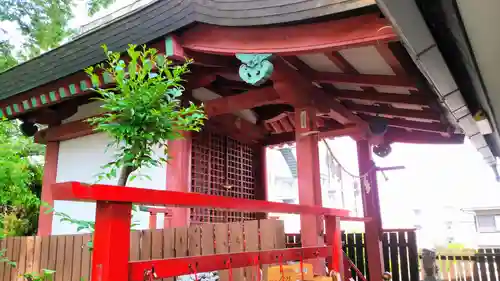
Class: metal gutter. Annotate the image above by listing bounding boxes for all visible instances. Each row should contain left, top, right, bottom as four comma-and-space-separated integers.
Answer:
376, 0, 498, 177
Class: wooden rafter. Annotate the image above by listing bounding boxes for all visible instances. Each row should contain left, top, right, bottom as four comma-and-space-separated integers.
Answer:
272, 58, 366, 127
329, 88, 432, 106
385, 128, 464, 144
205, 114, 268, 144
262, 125, 360, 146
356, 113, 450, 134
204, 87, 282, 117
346, 103, 441, 122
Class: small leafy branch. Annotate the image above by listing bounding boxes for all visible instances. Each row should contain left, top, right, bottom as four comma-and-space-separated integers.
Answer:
0, 248, 16, 268
85, 44, 206, 186
22, 269, 55, 281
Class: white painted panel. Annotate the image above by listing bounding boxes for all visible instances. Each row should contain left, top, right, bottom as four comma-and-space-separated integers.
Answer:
297, 53, 343, 73
339, 46, 395, 75
63, 101, 106, 123
53, 132, 167, 235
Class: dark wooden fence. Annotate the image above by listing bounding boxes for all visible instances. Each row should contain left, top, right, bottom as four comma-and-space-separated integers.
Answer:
430, 248, 500, 281
286, 229, 419, 281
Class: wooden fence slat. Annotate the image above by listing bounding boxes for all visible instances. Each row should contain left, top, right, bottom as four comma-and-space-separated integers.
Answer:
152, 229, 164, 260
54, 236, 66, 281
2, 238, 12, 281
406, 231, 419, 281
382, 232, 391, 274
47, 235, 57, 272
63, 235, 74, 281
346, 233, 356, 280
141, 230, 152, 260
25, 237, 35, 276
39, 236, 50, 273
0, 239, 6, 280
80, 234, 92, 281
188, 225, 201, 257
389, 232, 400, 281
398, 231, 409, 281
215, 223, 229, 281
17, 237, 26, 281
243, 220, 259, 281
71, 235, 83, 281
354, 233, 366, 279
130, 230, 141, 261
494, 249, 500, 281
13, 237, 21, 281
229, 223, 244, 281
162, 228, 175, 281
32, 236, 41, 275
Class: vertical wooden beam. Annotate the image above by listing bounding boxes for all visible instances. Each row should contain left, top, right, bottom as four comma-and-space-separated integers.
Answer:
294, 107, 324, 275
91, 201, 132, 281
166, 133, 192, 227
149, 213, 157, 229
325, 216, 344, 279
37, 141, 59, 236
356, 140, 384, 281
254, 146, 268, 220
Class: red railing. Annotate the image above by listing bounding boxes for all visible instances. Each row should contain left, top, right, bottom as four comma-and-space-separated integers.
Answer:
52, 181, 370, 281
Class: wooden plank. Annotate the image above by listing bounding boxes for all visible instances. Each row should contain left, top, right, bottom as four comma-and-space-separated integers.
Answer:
243, 220, 260, 281
188, 225, 202, 257
39, 236, 50, 273
494, 249, 500, 281
406, 231, 419, 281
397, 231, 409, 281
17, 237, 27, 281
215, 223, 230, 281
162, 228, 175, 281
260, 220, 279, 281
24, 237, 36, 278
32, 236, 42, 275
485, 248, 496, 281
273, 220, 286, 249
382, 233, 391, 274
201, 224, 215, 256
62, 235, 74, 281
354, 233, 366, 278
140, 230, 152, 260
71, 235, 83, 281
2, 238, 13, 281
152, 229, 164, 260
229, 223, 245, 281
346, 233, 356, 279
389, 232, 400, 281
130, 230, 141, 261
12, 237, 21, 281
55, 236, 66, 281
80, 234, 92, 281
47, 235, 58, 272
0, 239, 6, 280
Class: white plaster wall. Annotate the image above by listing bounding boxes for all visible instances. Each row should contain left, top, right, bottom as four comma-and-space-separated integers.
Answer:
52, 102, 167, 235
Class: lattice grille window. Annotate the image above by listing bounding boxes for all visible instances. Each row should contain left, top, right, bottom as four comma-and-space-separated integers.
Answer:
190, 130, 257, 223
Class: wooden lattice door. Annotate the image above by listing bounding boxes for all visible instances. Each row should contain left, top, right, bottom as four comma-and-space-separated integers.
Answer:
190, 130, 258, 223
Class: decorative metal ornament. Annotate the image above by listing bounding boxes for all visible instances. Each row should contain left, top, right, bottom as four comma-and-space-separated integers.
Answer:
236, 54, 274, 86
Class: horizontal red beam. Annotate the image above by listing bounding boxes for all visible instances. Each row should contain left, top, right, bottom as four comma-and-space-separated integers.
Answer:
129, 246, 331, 280
204, 87, 281, 117
313, 72, 417, 89
52, 182, 350, 217
180, 14, 396, 55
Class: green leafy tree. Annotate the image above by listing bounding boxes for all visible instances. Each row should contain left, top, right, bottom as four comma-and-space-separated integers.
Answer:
0, 120, 44, 237
85, 44, 206, 185
0, 0, 116, 72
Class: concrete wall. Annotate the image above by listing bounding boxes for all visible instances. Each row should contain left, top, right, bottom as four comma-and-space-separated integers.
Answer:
52, 102, 167, 235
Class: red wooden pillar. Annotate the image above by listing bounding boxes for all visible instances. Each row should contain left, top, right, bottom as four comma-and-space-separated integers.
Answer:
254, 145, 268, 219
294, 107, 324, 275
166, 132, 192, 227
92, 201, 132, 281
357, 140, 384, 281
37, 141, 59, 236
325, 215, 343, 278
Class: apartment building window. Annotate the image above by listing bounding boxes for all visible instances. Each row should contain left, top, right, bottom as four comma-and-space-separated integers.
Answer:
476, 215, 500, 232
